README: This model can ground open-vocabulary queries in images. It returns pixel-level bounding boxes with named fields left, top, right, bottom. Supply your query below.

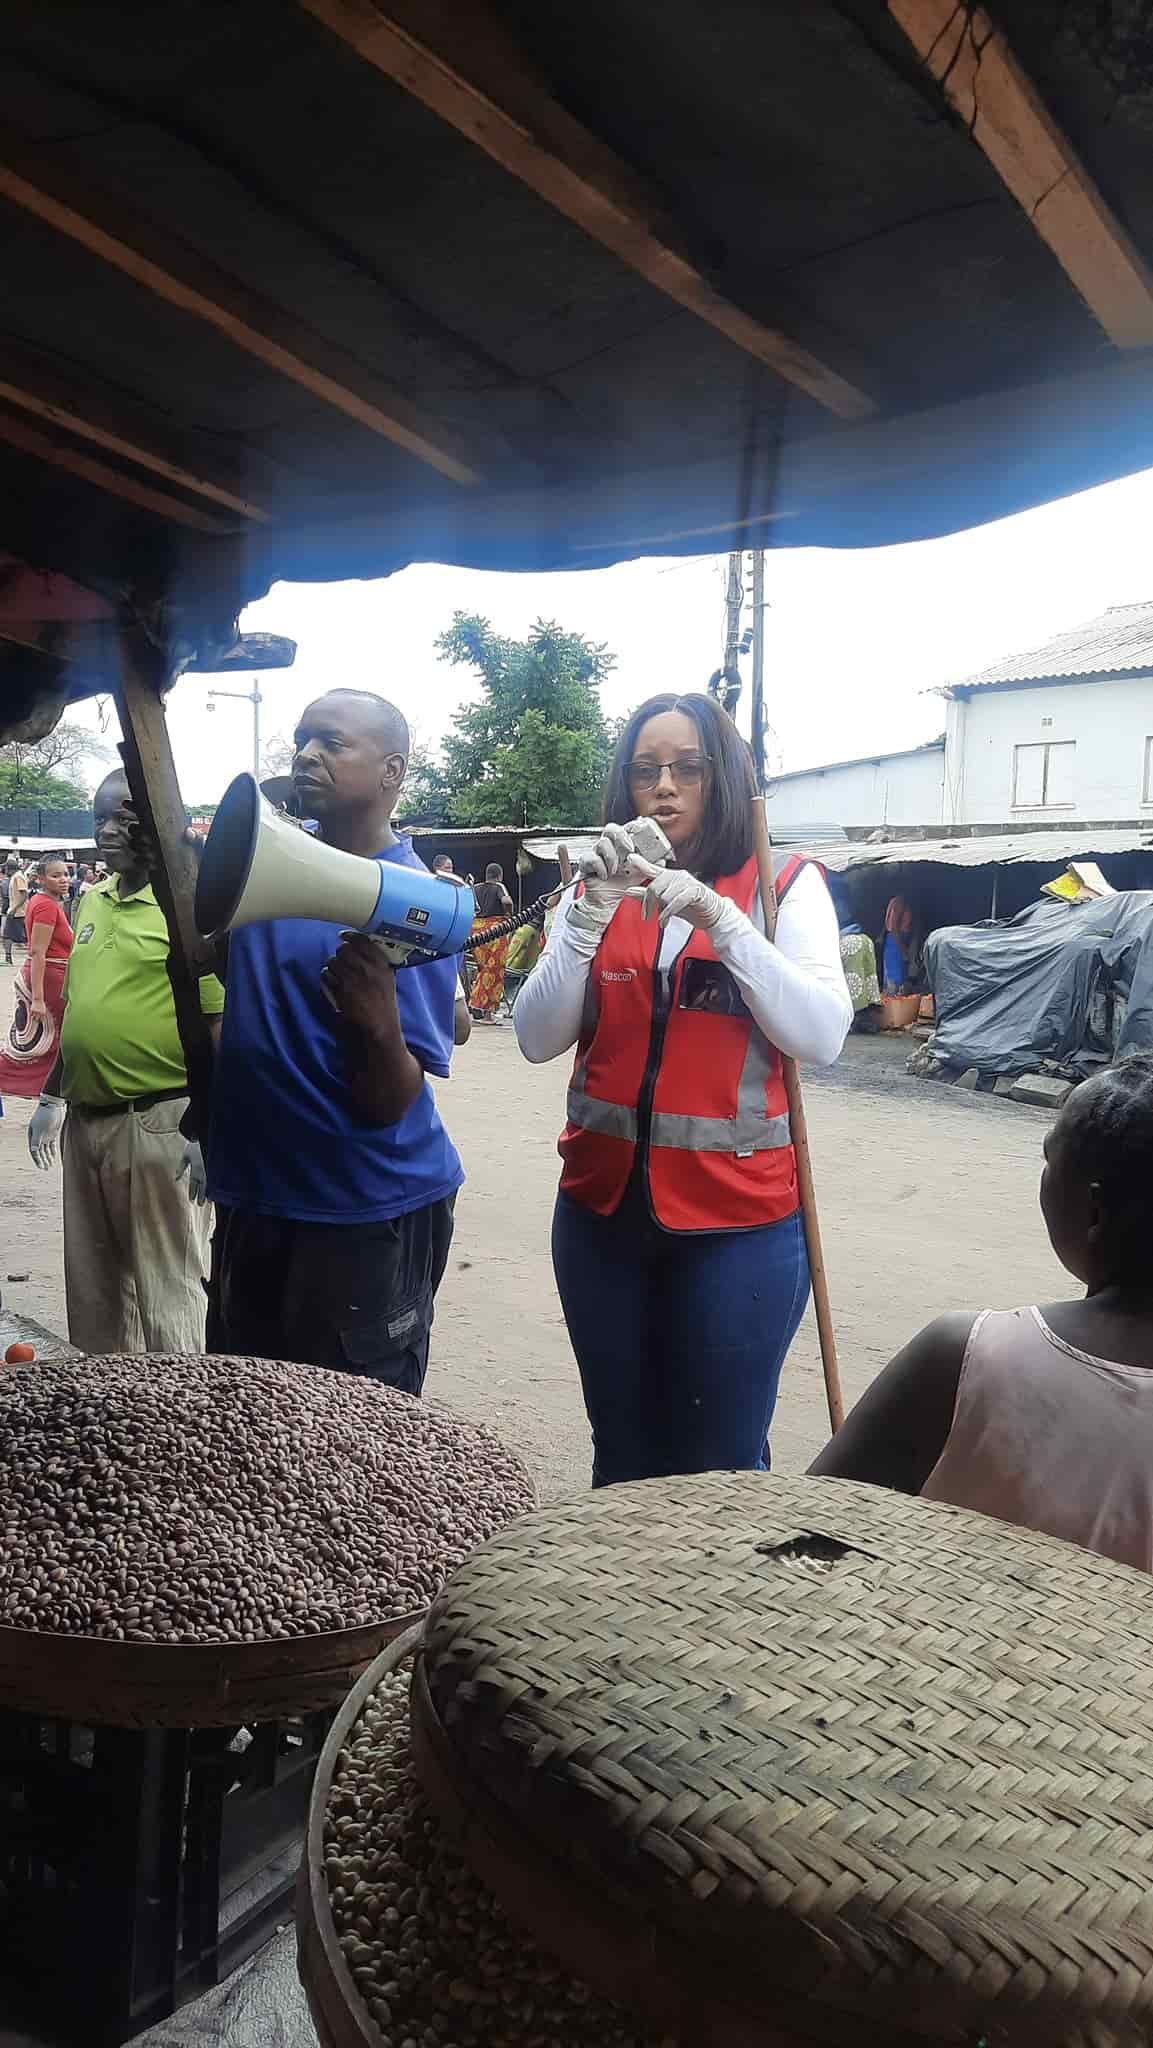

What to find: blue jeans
left=552, top=1185, right=810, bottom=1486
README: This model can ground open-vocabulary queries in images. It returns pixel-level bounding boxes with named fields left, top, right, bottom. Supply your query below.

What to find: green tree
left=0, top=720, right=106, bottom=810
left=396, top=738, right=452, bottom=824
left=0, top=760, right=92, bottom=809
left=437, top=614, right=614, bottom=826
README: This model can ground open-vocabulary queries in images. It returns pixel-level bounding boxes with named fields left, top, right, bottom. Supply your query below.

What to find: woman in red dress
left=0, top=854, right=75, bottom=1098
left=469, top=862, right=515, bottom=1021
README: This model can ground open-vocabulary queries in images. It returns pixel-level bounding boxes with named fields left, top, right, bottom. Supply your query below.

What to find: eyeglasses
left=627, top=754, right=709, bottom=790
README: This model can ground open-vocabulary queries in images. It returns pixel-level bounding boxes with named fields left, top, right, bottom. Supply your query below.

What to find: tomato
left=4, top=1342, right=35, bottom=1364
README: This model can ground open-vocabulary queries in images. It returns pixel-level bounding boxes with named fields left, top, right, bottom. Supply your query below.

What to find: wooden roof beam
left=298, top=0, right=876, bottom=422
left=0, top=339, right=271, bottom=523
left=0, top=144, right=479, bottom=485
left=0, top=406, right=242, bottom=532
left=889, top=0, right=1153, bottom=349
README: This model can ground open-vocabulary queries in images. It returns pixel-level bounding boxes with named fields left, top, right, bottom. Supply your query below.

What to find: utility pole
left=750, top=548, right=766, bottom=792
left=206, top=678, right=262, bottom=778
left=723, top=551, right=743, bottom=709
left=708, top=551, right=745, bottom=718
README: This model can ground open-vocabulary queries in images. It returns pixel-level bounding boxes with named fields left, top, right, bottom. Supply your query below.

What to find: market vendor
left=26, top=770, right=225, bottom=1353
left=203, top=689, right=462, bottom=1391
left=514, top=690, right=852, bottom=1485
left=811, top=1054, right=1153, bottom=1572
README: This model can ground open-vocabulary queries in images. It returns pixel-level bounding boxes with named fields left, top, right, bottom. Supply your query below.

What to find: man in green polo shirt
left=27, top=768, right=225, bottom=1353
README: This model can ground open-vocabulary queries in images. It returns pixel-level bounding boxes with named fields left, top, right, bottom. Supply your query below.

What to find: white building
left=768, top=602, right=1153, bottom=835
left=767, top=741, right=944, bottom=833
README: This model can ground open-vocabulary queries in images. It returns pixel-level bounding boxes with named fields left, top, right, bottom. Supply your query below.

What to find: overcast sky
left=75, top=463, right=1153, bottom=805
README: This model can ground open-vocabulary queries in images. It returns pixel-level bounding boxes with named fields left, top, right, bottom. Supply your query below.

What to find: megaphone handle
left=320, top=931, right=416, bottom=1009
left=364, top=934, right=414, bottom=968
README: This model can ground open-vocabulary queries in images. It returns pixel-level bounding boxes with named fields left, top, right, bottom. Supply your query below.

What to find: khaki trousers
left=62, top=1096, right=211, bottom=1354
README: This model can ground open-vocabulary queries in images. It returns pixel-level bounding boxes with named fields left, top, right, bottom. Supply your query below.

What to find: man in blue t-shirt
left=204, top=689, right=463, bottom=1392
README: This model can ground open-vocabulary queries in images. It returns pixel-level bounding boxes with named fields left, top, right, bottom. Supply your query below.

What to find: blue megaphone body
left=195, top=773, right=476, bottom=962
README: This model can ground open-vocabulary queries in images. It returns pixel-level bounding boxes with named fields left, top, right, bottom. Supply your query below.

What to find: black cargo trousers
left=205, top=1196, right=456, bottom=1393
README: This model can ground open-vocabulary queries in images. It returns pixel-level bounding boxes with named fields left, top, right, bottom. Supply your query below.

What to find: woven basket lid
left=412, top=1471, right=1153, bottom=2048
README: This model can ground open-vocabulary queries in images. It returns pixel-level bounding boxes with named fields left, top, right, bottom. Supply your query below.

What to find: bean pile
left=324, top=1662, right=662, bottom=2048
left=0, top=1355, right=535, bottom=1643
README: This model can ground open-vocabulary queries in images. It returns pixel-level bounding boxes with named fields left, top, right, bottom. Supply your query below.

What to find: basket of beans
left=302, top=1473, right=1153, bottom=2048
left=300, top=1630, right=663, bottom=2048
left=0, top=1353, right=534, bottom=1726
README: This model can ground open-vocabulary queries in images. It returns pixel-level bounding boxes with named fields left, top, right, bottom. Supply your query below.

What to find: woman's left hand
left=631, top=862, right=731, bottom=932
left=28, top=997, right=49, bottom=1022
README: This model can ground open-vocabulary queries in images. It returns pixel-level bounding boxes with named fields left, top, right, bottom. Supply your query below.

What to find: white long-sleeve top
left=514, top=863, right=852, bottom=1068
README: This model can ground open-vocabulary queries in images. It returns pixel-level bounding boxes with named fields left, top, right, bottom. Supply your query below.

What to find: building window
left=1144, top=736, right=1153, bottom=804
left=1013, top=740, right=1074, bottom=808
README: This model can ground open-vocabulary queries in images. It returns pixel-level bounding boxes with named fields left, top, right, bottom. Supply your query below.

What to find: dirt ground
left=0, top=954, right=1067, bottom=1498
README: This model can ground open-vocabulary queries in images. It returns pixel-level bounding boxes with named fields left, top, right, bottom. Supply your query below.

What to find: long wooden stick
left=113, top=617, right=215, bottom=1141
left=751, top=795, right=844, bottom=1431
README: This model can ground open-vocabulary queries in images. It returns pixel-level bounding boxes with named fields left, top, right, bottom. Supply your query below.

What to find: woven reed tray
left=299, top=1627, right=667, bottom=2048
left=404, top=1471, right=1153, bottom=2048
left=298, top=1626, right=422, bottom=2048
left=0, top=1606, right=423, bottom=1728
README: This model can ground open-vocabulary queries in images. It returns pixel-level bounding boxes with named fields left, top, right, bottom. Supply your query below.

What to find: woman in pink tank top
left=811, top=1054, right=1153, bottom=1573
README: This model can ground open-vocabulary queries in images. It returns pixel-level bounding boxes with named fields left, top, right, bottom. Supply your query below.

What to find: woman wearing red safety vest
left=515, top=692, right=852, bottom=1486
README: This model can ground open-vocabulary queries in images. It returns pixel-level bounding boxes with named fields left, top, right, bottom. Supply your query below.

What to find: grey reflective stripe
left=566, top=1090, right=638, bottom=1140
left=737, top=1024, right=774, bottom=1130
left=648, top=1025, right=790, bottom=1154
left=649, top=1108, right=791, bottom=1153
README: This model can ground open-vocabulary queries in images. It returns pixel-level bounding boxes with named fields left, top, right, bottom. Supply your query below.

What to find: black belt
left=71, top=1088, right=187, bottom=1119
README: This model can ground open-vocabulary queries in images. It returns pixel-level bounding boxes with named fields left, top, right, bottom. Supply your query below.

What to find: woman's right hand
left=28, top=997, right=49, bottom=1022
left=567, top=825, right=643, bottom=955
left=581, top=821, right=640, bottom=884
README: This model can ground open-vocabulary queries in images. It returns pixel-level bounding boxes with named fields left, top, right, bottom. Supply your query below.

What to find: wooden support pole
left=750, top=548, right=766, bottom=793
left=751, top=795, right=844, bottom=1433
left=112, top=617, right=214, bottom=1140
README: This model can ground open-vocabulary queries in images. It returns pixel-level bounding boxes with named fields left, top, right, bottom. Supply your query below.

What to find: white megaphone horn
left=195, top=774, right=476, bottom=962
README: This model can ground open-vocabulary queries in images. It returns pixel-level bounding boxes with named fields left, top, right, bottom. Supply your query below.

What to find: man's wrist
left=342, top=1008, right=400, bottom=1052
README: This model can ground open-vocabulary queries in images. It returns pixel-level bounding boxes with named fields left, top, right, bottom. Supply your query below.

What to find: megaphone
left=195, top=773, right=476, bottom=962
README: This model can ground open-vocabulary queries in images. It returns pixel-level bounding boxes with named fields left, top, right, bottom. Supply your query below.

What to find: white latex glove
left=176, top=1139, right=210, bottom=1205
left=28, top=1097, right=65, bottom=1170
left=580, top=821, right=644, bottom=883
left=631, top=861, right=749, bottom=944
left=566, top=824, right=644, bottom=956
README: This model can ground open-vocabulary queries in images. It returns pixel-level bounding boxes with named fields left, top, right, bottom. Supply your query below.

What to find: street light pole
left=206, top=679, right=262, bottom=777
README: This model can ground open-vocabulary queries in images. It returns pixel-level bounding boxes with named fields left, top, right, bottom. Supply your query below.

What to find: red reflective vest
left=558, top=854, right=806, bottom=1232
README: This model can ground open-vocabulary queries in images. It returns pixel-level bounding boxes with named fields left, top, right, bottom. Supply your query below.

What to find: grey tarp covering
left=923, top=894, right=1153, bottom=1079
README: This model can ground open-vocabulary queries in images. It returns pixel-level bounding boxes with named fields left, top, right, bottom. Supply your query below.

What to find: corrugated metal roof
left=406, top=824, right=534, bottom=839
left=0, top=833, right=96, bottom=853
left=946, top=602, right=1153, bottom=693
left=770, top=741, right=943, bottom=784
left=815, top=828, right=1153, bottom=873
left=523, top=822, right=850, bottom=863
left=407, top=824, right=597, bottom=847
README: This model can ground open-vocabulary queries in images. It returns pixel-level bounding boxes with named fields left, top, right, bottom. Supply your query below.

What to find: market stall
left=4, top=4, right=1153, bottom=2041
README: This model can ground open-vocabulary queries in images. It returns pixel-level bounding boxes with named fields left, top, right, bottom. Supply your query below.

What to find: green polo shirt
left=61, top=878, right=225, bottom=1107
